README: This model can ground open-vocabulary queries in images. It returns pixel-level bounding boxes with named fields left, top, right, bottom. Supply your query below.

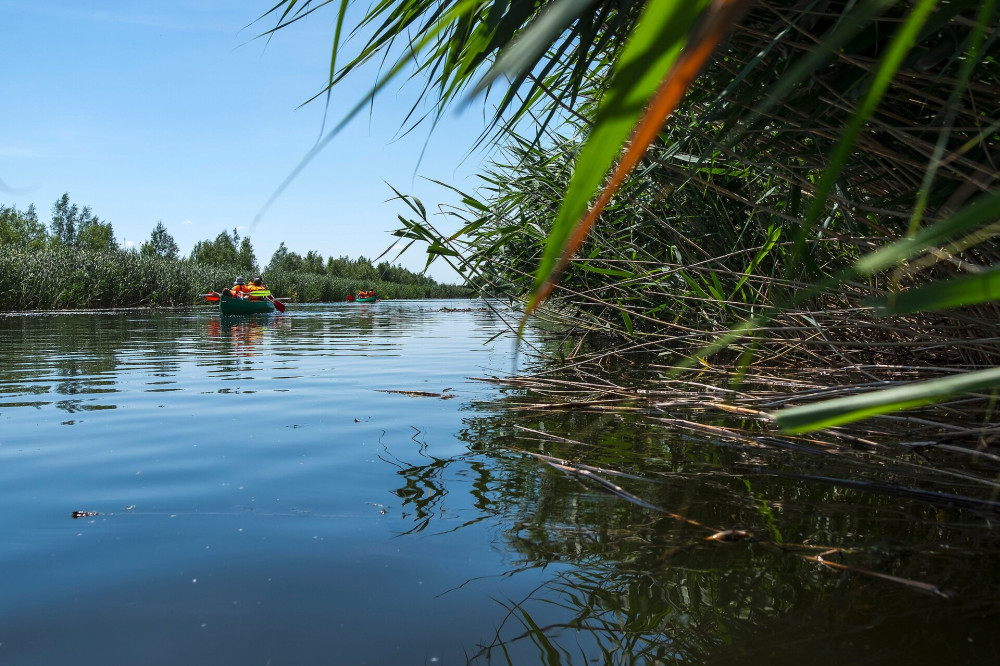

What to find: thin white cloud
left=2, top=3, right=237, bottom=33
left=0, top=176, right=37, bottom=195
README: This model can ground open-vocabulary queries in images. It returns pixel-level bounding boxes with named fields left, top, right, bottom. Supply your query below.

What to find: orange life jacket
left=247, top=283, right=266, bottom=300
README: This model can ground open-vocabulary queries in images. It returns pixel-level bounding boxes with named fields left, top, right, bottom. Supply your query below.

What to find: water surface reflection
left=0, top=302, right=996, bottom=665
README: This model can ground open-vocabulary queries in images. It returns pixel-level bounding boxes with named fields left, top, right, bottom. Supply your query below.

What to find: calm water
left=1, top=301, right=998, bottom=665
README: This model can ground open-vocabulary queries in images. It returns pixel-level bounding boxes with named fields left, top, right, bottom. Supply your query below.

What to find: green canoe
left=355, top=295, right=377, bottom=303
left=219, top=292, right=276, bottom=315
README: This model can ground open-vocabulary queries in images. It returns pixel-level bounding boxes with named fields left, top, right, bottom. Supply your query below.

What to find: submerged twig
left=805, top=550, right=956, bottom=599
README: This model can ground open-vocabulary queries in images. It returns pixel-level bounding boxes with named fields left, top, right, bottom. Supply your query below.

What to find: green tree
left=267, top=241, right=304, bottom=272
left=191, top=228, right=256, bottom=272
left=325, top=255, right=352, bottom=278
left=49, top=193, right=77, bottom=247
left=303, top=250, right=325, bottom=274
left=76, top=217, right=117, bottom=252
left=48, top=194, right=117, bottom=251
left=140, top=221, right=180, bottom=260
left=0, top=203, right=47, bottom=248
left=353, top=257, right=378, bottom=281
left=237, top=235, right=256, bottom=273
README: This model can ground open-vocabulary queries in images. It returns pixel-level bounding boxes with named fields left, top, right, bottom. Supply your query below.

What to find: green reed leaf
left=869, top=265, right=1000, bottom=315
left=775, top=366, right=1000, bottom=433
left=529, top=0, right=709, bottom=299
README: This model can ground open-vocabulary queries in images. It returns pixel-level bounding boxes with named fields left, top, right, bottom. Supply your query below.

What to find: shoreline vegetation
left=4, top=4, right=998, bottom=514
left=0, top=200, right=470, bottom=311
left=251, top=0, right=1000, bottom=537
left=321, top=1, right=1000, bottom=438
left=0, top=244, right=470, bottom=311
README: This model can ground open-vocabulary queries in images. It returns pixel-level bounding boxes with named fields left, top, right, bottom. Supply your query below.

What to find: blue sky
left=1, top=1, right=495, bottom=283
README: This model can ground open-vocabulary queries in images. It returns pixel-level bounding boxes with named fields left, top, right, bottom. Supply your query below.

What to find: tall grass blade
left=869, top=266, right=1000, bottom=315
left=473, top=0, right=595, bottom=96
left=520, top=0, right=716, bottom=324
left=775, top=366, right=1000, bottom=433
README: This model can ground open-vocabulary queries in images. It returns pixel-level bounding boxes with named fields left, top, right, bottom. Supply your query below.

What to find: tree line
left=1, top=193, right=455, bottom=290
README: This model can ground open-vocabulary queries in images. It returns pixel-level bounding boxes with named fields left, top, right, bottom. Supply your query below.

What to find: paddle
left=250, top=288, right=286, bottom=312
left=268, top=295, right=286, bottom=312
left=242, top=286, right=285, bottom=311
left=201, top=292, right=220, bottom=302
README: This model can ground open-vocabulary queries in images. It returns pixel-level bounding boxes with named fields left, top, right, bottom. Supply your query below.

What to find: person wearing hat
left=222, top=277, right=252, bottom=299
left=247, top=276, right=268, bottom=301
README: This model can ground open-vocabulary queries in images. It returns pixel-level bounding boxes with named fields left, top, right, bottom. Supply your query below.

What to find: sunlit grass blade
left=869, top=266, right=1000, bottom=315
left=473, top=0, right=594, bottom=96
left=774, top=366, right=1000, bottom=433
left=527, top=0, right=707, bottom=322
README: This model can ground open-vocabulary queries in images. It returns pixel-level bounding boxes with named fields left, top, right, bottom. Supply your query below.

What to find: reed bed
left=0, top=245, right=214, bottom=310
left=250, top=3, right=1000, bottom=647
left=361, top=0, right=999, bottom=430
left=0, top=244, right=470, bottom=311
left=473, top=323, right=1000, bottom=513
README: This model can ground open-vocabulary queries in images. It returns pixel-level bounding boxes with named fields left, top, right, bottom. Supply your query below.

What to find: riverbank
left=479, top=323, right=1000, bottom=535
left=0, top=244, right=471, bottom=311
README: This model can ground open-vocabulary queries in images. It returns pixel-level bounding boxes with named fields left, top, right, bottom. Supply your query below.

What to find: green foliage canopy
left=48, top=193, right=117, bottom=251
left=190, top=228, right=257, bottom=272
left=0, top=203, right=47, bottom=249
left=140, top=221, right=180, bottom=260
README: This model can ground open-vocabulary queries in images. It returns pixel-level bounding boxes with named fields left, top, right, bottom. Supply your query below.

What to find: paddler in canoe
left=213, top=276, right=286, bottom=313
left=222, top=276, right=252, bottom=299
left=222, top=276, right=271, bottom=300
left=248, top=276, right=268, bottom=299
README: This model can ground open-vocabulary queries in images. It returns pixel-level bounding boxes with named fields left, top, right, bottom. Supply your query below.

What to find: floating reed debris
left=476, top=336, right=1000, bottom=544
left=804, top=550, right=956, bottom=600
left=376, top=389, right=455, bottom=399
left=475, top=354, right=1000, bottom=459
